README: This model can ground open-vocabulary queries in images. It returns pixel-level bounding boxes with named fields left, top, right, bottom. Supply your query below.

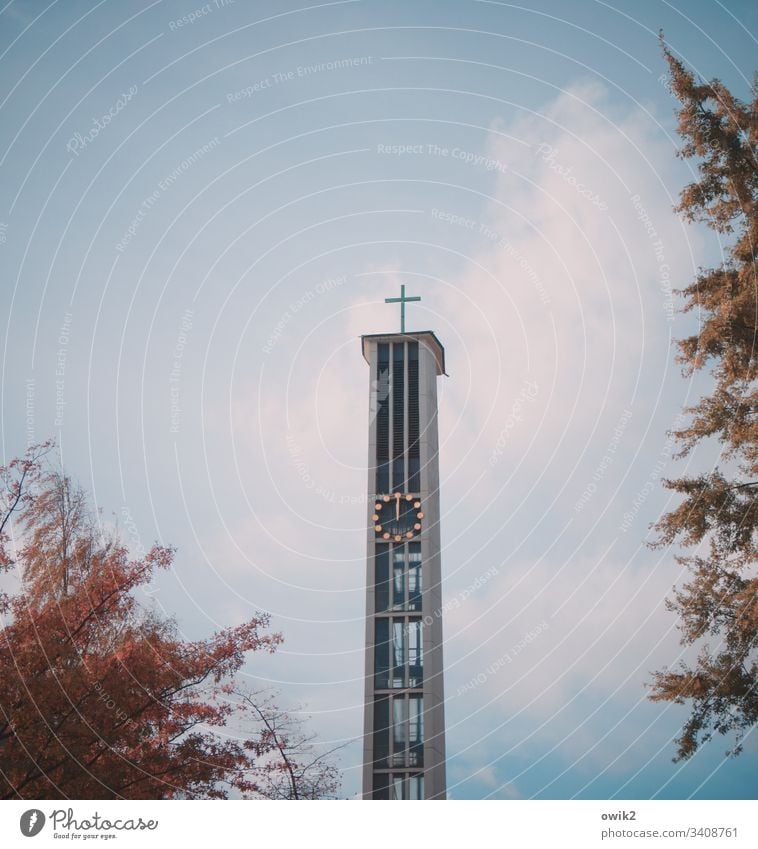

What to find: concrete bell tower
left=361, top=286, right=447, bottom=800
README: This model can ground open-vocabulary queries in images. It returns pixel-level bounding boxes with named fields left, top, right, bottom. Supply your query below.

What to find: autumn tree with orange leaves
left=0, top=446, right=340, bottom=799
left=648, top=42, right=758, bottom=761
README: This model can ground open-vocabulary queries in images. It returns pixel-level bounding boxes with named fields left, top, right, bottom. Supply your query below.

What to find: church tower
left=361, top=287, right=447, bottom=800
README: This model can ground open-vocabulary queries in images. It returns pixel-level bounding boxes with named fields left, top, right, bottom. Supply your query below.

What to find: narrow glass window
left=408, top=542, right=422, bottom=611
left=408, top=619, right=423, bottom=688
left=375, top=544, right=390, bottom=612
left=392, top=697, right=408, bottom=766
left=373, top=695, right=389, bottom=769
left=392, top=620, right=405, bottom=688
left=373, top=772, right=389, bottom=800
left=392, top=546, right=405, bottom=610
left=409, top=774, right=424, bottom=800
left=409, top=694, right=424, bottom=766
left=391, top=775, right=405, bottom=800
left=374, top=618, right=389, bottom=689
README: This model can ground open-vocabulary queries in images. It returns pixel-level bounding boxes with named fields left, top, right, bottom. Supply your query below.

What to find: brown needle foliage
left=648, top=39, right=758, bottom=761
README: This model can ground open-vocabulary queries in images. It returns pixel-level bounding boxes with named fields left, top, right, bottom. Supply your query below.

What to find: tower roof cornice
left=360, top=331, right=447, bottom=376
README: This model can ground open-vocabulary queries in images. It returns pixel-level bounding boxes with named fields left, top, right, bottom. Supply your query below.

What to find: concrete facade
left=361, top=331, right=447, bottom=800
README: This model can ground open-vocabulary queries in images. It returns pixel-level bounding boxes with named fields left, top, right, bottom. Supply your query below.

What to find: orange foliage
left=0, top=447, right=290, bottom=799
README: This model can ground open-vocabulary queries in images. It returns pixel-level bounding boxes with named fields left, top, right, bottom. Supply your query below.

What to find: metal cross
left=384, top=284, right=421, bottom=333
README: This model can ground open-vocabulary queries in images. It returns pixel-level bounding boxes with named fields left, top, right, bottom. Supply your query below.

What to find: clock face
left=373, top=493, right=424, bottom=541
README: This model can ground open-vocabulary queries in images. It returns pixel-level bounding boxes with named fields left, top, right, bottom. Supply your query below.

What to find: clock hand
left=395, top=493, right=401, bottom=521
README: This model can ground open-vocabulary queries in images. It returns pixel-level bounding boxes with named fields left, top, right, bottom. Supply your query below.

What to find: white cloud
left=199, top=80, right=712, bottom=796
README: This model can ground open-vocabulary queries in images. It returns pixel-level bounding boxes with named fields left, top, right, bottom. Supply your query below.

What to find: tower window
left=376, top=772, right=423, bottom=800
left=373, top=696, right=390, bottom=770
left=375, top=544, right=390, bottom=613
left=408, top=341, right=420, bottom=492
left=408, top=542, right=422, bottom=611
left=376, top=344, right=390, bottom=493
left=392, top=621, right=405, bottom=688
left=385, top=693, right=425, bottom=768
left=408, top=620, right=423, bottom=688
left=373, top=772, right=390, bottom=800
left=374, top=618, right=390, bottom=689
left=392, top=343, right=405, bottom=491
left=373, top=615, right=423, bottom=690
left=392, top=547, right=405, bottom=610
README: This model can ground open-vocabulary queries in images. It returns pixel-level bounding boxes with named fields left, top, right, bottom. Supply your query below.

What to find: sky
left=0, top=0, right=756, bottom=800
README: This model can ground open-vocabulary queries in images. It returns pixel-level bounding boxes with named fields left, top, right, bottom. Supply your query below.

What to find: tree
left=0, top=440, right=53, bottom=567
left=648, top=41, right=758, bottom=760
left=20, top=468, right=91, bottom=601
left=239, top=690, right=342, bottom=800
left=0, top=446, right=341, bottom=798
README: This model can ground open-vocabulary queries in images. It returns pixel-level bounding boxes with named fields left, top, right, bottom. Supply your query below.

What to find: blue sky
left=1, top=0, right=756, bottom=799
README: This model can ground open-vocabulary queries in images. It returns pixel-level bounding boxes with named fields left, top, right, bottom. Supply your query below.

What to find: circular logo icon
left=20, top=810, right=46, bottom=837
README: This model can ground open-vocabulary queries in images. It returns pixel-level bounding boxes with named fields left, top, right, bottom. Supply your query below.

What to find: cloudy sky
left=1, top=0, right=756, bottom=799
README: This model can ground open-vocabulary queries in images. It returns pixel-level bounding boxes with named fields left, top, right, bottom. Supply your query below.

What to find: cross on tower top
left=384, top=284, right=421, bottom=333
